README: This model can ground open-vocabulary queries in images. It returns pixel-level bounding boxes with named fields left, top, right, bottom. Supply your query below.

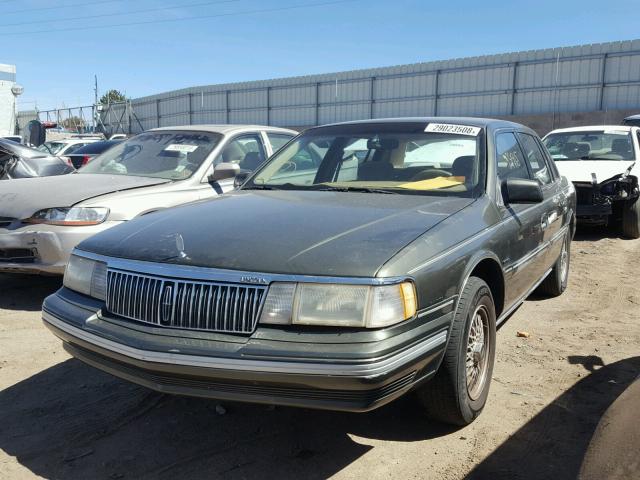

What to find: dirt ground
left=0, top=228, right=639, bottom=480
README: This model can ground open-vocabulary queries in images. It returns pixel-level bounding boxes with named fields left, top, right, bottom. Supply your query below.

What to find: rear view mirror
left=209, top=162, right=240, bottom=182
left=234, top=170, right=251, bottom=188
left=503, top=178, right=543, bottom=204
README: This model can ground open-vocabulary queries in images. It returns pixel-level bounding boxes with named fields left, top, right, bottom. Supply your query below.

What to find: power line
left=4, top=0, right=125, bottom=16
left=1, top=0, right=241, bottom=27
left=0, top=0, right=361, bottom=36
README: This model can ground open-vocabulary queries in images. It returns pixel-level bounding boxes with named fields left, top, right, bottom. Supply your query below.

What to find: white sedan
left=0, top=124, right=296, bottom=274
left=543, top=125, right=639, bottom=238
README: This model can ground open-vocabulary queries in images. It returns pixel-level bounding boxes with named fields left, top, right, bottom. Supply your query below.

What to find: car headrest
left=563, top=142, right=590, bottom=158
left=611, top=138, right=631, bottom=156
left=452, top=155, right=475, bottom=178
left=357, top=161, right=394, bottom=181
left=239, top=151, right=265, bottom=171
left=222, top=142, right=245, bottom=163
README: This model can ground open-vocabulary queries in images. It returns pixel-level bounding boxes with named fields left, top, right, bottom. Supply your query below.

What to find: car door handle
left=541, top=213, right=549, bottom=230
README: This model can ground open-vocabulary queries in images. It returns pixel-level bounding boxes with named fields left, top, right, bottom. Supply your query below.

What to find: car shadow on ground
left=0, top=273, right=61, bottom=311
left=467, top=355, right=640, bottom=480
left=0, top=359, right=458, bottom=480
left=572, top=225, right=628, bottom=242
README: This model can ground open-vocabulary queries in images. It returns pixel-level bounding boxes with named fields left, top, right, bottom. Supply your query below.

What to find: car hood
left=78, top=190, right=474, bottom=277
left=0, top=174, right=169, bottom=219
left=555, top=160, right=637, bottom=183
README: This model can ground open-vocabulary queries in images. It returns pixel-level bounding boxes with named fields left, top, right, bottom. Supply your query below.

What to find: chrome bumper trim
left=43, top=311, right=447, bottom=377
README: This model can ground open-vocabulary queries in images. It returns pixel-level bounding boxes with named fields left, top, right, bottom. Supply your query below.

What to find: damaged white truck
left=543, top=126, right=639, bottom=238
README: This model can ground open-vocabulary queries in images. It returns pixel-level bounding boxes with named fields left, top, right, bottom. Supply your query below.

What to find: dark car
left=0, top=138, right=74, bottom=179
left=42, top=118, right=576, bottom=426
left=63, top=140, right=123, bottom=169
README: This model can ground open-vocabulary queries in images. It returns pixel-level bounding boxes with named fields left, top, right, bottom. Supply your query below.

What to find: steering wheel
left=280, top=161, right=297, bottom=173
left=410, top=169, right=452, bottom=181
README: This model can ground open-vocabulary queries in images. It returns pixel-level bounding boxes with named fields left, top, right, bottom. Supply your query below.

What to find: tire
left=416, top=277, right=496, bottom=426
left=621, top=198, right=640, bottom=239
left=537, top=230, right=571, bottom=297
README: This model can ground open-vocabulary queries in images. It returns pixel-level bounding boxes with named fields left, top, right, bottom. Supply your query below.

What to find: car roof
left=624, top=114, right=640, bottom=120
left=321, top=116, right=526, bottom=129
left=49, top=138, right=100, bottom=144
left=149, top=124, right=297, bottom=135
left=546, top=125, right=635, bottom=134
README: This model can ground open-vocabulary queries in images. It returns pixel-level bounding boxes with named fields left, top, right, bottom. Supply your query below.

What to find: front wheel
left=416, top=277, right=496, bottom=426
left=621, top=198, right=640, bottom=239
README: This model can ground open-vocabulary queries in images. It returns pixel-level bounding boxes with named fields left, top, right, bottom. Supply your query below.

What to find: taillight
left=63, top=156, right=72, bottom=166
left=81, top=155, right=91, bottom=166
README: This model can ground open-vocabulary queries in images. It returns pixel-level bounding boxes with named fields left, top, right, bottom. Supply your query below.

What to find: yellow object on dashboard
left=399, top=176, right=465, bottom=190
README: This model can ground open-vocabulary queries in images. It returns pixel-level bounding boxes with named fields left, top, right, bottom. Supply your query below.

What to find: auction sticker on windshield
left=165, top=144, right=199, bottom=153
left=425, top=123, right=481, bottom=136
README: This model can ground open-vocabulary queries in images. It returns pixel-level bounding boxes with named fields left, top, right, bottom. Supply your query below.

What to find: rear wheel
left=416, top=277, right=496, bottom=426
left=621, top=198, right=640, bottom=239
left=537, top=230, right=571, bottom=297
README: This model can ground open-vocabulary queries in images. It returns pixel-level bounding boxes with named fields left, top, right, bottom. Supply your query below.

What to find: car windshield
left=78, top=131, right=222, bottom=179
left=246, top=123, right=483, bottom=196
left=37, top=141, right=66, bottom=155
left=543, top=130, right=635, bottom=161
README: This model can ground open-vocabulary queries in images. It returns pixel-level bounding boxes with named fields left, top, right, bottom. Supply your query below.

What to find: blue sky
left=4, top=0, right=639, bottom=111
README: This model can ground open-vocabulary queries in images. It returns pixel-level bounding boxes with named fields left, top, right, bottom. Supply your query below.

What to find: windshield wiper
left=310, top=184, right=400, bottom=194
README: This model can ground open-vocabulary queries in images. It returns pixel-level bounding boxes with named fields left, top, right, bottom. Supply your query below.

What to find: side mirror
left=502, top=178, right=543, bottom=204
left=234, top=170, right=251, bottom=188
left=208, top=162, right=240, bottom=182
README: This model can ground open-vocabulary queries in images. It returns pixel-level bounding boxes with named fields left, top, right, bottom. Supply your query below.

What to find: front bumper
left=0, top=222, right=121, bottom=275
left=43, top=289, right=450, bottom=412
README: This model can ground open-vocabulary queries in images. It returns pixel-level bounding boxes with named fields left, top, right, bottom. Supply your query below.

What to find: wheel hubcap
left=466, top=305, right=490, bottom=400
left=559, top=237, right=569, bottom=282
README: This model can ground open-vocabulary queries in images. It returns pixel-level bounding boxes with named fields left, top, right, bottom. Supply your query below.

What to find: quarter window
left=496, top=133, right=530, bottom=181
left=517, top=133, right=552, bottom=185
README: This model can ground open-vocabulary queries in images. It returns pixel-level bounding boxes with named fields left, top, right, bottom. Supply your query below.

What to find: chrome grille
left=105, top=269, right=267, bottom=334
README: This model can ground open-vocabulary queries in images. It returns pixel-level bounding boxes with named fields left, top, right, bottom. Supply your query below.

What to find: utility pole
left=93, top=75, right=98, bottom=131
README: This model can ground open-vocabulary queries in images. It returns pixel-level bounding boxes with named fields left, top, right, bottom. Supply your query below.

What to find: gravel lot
left=1, top=229, right=639, bottom=480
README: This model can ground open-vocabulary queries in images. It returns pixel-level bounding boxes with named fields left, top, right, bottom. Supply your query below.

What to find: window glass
left=64, top=143, right=88, bottom=154
left=517, top=133, right=552, bottom=185
left=496, top=133, right=530, bottom=180
left=216, top=134, right=266, bottom=172
left=248, top=124, right=484, bottom=197
left=267, top=133, right=295, bottom=152
left=78, top=131, right=222, bottom=180
left=37, top=141, right=66, bottom=155
left=543, top=130, right=635, bottom=161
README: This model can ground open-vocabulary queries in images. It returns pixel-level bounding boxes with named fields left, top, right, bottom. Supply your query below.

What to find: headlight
left=63, top=254, right=107, bottom=300
left=260, top=281, right=416, bottom=328
left=24, top=207, right=109, bottom=226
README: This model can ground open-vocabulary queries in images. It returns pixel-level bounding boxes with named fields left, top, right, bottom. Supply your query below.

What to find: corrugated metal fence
left=20, top=40, right=640, bottom=134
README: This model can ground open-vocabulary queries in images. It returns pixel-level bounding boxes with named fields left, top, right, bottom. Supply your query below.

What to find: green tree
left=62, top=116, right=85, bottom=130
left=99, top=89, right=127, bottom=105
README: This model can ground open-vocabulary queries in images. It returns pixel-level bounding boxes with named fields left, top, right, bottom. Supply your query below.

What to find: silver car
left=0, top=124, right=296, bottom=274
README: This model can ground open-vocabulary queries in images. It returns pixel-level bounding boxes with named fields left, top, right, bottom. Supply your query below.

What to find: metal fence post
left=599, top=54, right=608, bottom=111
left=370, top=77, right=376, bottom=119
left=511, top=62, right=519, bottom=115
left=433, top=70, right=440, bottom=116
left=266, top=87, right=271, bottom=125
